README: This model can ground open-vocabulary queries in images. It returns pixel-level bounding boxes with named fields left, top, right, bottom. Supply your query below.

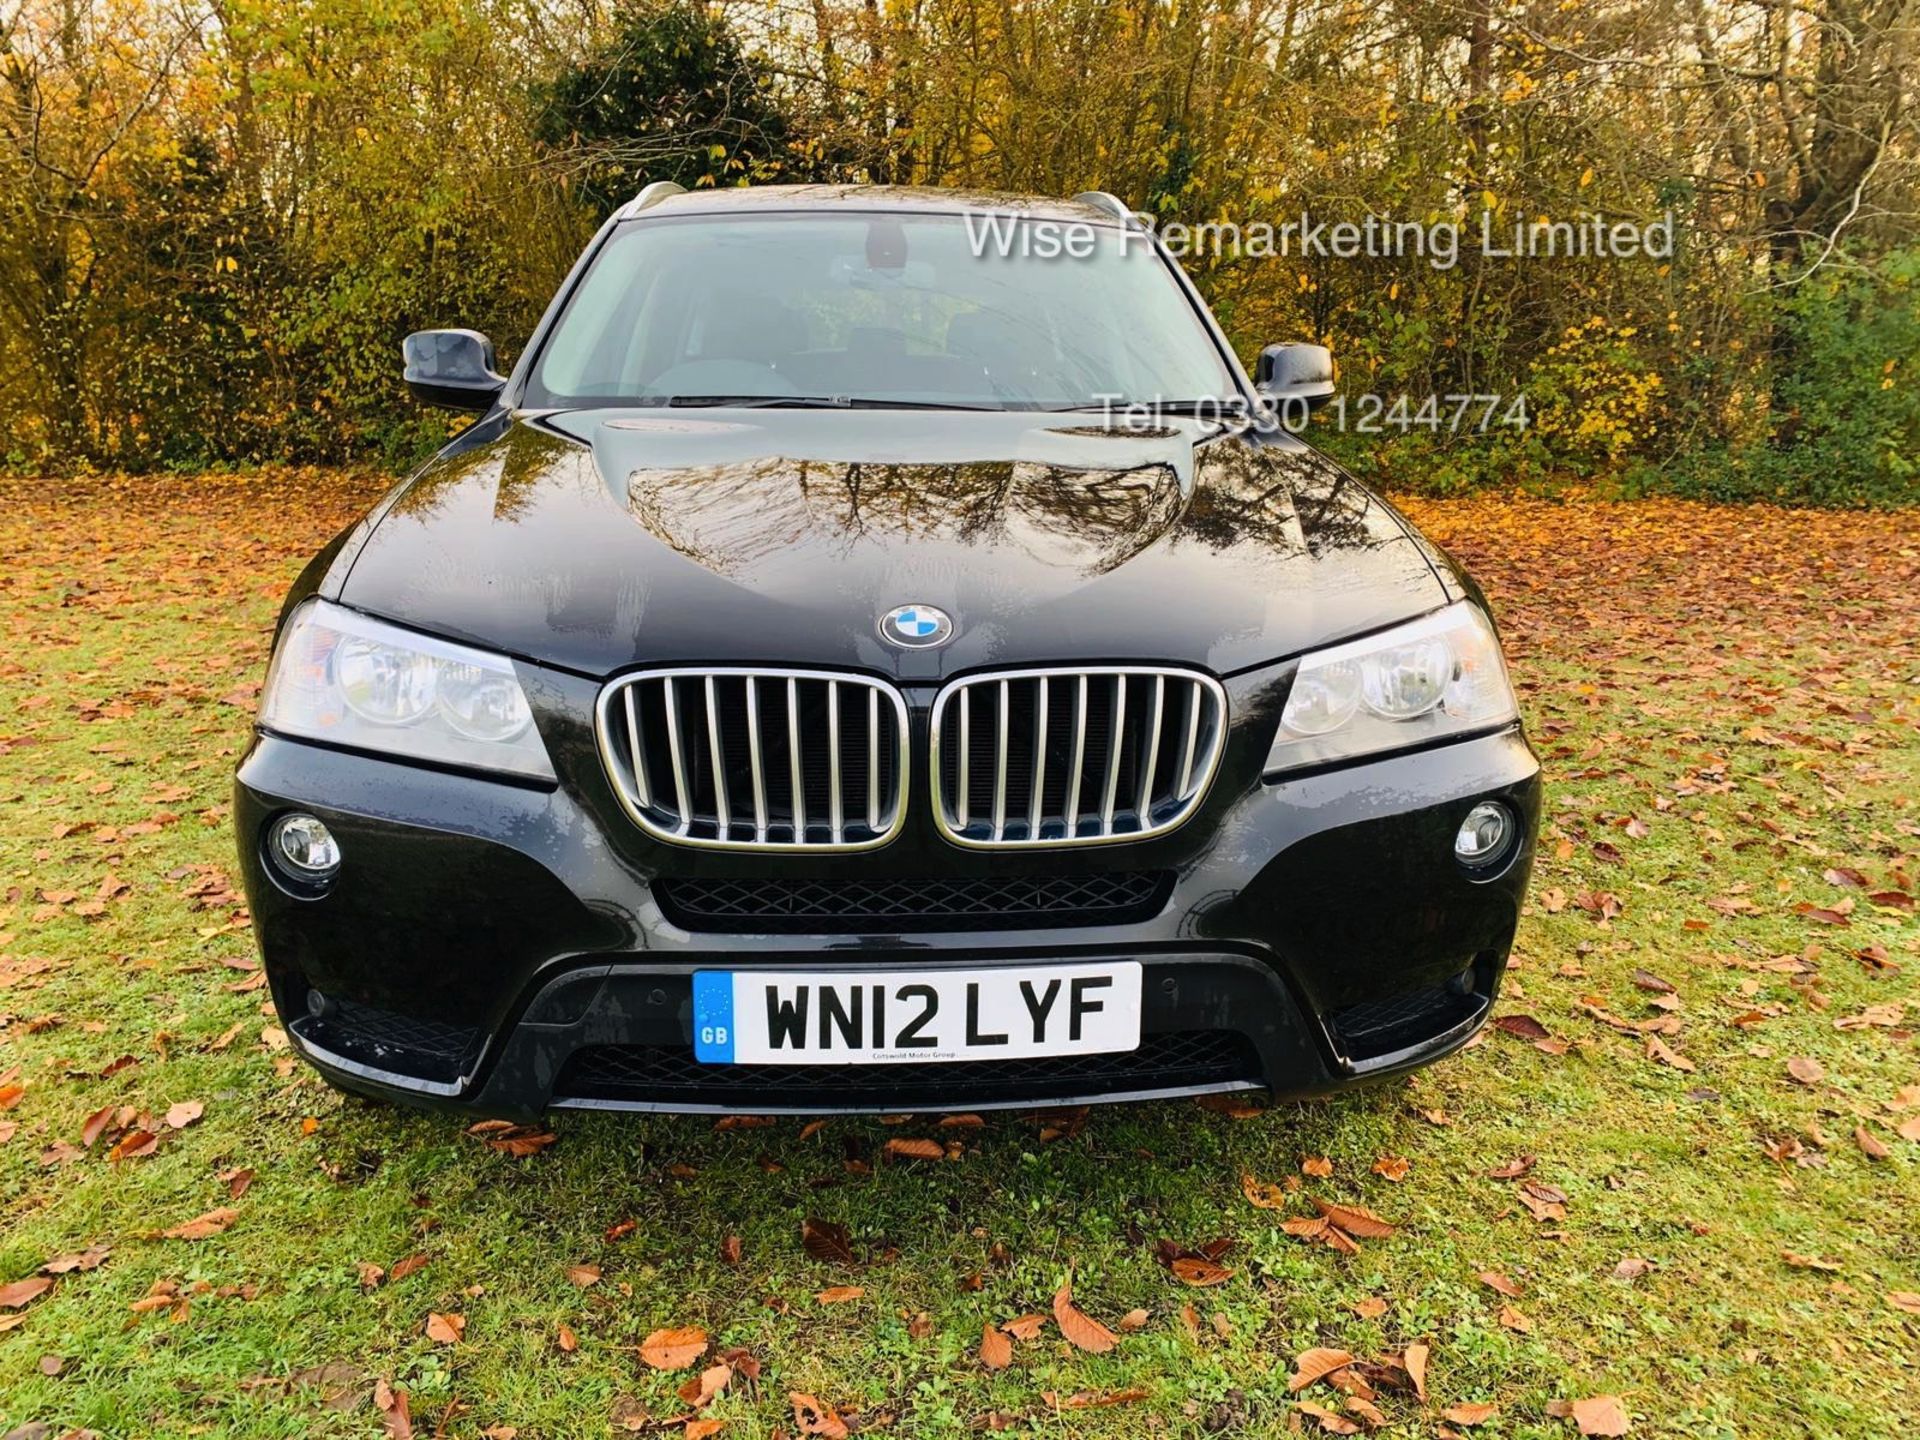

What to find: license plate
left=691, top=963, right=1142, bottom=1064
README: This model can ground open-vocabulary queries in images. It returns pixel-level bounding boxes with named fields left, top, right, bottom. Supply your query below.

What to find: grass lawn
left=1, top=472, right=1917, bottom=1439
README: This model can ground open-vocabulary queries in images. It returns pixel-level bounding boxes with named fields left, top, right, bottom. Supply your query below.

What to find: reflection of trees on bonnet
left=1181, top=440, right=1390, bottom=558
left=385, top=420, right=1398, bottom=571
left=626, top=455, right=1189, bottom=577
left=388, top=426, right=591, bottom=525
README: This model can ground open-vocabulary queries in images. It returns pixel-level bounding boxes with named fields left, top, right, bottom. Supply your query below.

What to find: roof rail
left=1071, top=190, right=1137, bottom=225
left=619, top=180, right=687, bottom=219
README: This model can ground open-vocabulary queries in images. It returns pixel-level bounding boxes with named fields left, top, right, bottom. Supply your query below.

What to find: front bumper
left=235, top=702, right=1540, bottom=1116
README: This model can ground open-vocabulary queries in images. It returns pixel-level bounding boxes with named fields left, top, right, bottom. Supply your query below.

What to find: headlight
left=259, top=600, right=555, bottom=780
left=1267, top=602, right=1517, bottom=773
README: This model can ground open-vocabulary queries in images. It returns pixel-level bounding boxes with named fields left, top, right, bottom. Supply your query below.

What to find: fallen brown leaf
left=80, top=1104, right=114, bottom=1148
left=1494, top=1013, right=1552, bottom=1040
left=1289, top=1347, right=1355, bottom=1392
left=1479, top=1270, right=1522, bottom=1297
left=1444, top=1402, right=1499, bottom=1426
left=0, top=1277, right=54, bottom=1309
left=979, top=1321, right=1012, bottom=1370
left=1241, top=1173, right=1290, bottom=1208
left=1854, top=1127, right=1891, bottom=1159
left=1402, top=1341, right=1429, bottom=1401
left=801, top=1218, right=856, bottom=1266
left=485, top=1127, right=558, bottom=1157
left=1786, top=1056, right=1825, bottom=1085
left=425, top=1312, right=464, bottom=1344
left=375, top=1378, right=412, bottom=1439
left=1313, top=1199, right=1397, bottom=1239
left=1781, top=1250, right=1842, bottom=1272
left=640, top=1326, right=709, bottom=1371
left=40, top=1245, right=109, bottom=1275
left=1296, top=1399, right=1360, bottom=1434
left=1001, top=1313, right=1047, bottom=1340
left=107, top=1128, right=158, bottom=1163
left=1571, top=1394, right=1631, bottom=1436
left=162, top=1206, right=236, bottom=1240
left=164, top=1100, right=204, bottom=1129
left=883, top=1137, right=945, bottom=1161
left=1051, top=1277, right=1117, bottom=1353
left=1344, top=1393, right=1387, bottom=1427
left=789, top=1392, right=849, bottom=1439
left=1170, top=1256, right=1233, bottom=1287
left=678, top=1362, right=732, bottom=1408
left=1645, top=1035, right=1695, bottom=1072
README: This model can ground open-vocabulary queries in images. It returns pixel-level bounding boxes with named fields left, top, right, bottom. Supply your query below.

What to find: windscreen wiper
left=1045, top=398, right=1256, bottom=419
left=655, top=394, right=1002, bottom=411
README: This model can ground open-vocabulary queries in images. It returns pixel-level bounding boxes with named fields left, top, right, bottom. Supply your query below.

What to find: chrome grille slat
left=704, top=675, right=729, bottom=839
left=746, top=676, right=768, bottom=841
left=1100, top=674, right=1127, bottom=836
left=867, top=688, right=880, bottom=833
left=661, top=675, right=691, bottom=836
left=786, top=677, right=805, bottom=840
left=598, top=668, right=907, bottom=852
left=1028, top=678, right=1048, bottom=840
left=1064, top=674, right=1087, bottom=835
left=956, top=688, right=971, bottom=829
left=1178, top=680, right=1202, bottom=800
left=992, top=678, right=1009, bottom=841
left=931, top=666, right=1227, bottom=850
left=827, top=679, right=844, bottom=846
left=623, top=687, right=650, bottom=810
left=1135, top=674, right=1165, bottom=821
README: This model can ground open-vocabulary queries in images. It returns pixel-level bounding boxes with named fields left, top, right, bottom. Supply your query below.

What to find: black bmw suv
left=235, top=184, right=1540, bottom=1116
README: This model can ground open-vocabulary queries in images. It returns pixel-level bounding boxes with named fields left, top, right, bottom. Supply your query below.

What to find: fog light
left=1454, top=802, right=1513, bottom=867
left=271, top=813, right=340, bottom=876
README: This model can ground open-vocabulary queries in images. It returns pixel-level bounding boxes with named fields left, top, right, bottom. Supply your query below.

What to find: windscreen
left=522, top=211, right=1238, bottom=410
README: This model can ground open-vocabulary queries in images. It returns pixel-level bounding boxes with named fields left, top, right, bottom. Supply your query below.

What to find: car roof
left=631, top=184, right=1127, bottom=226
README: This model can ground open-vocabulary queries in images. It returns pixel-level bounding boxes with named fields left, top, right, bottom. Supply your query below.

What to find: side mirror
left=403, top=329, right=507, bottom=411
left=1253, top=342, right=1335, bottom=412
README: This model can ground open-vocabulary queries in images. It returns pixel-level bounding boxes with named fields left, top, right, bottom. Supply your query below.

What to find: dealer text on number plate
left=691, top=962, right=1143, bottom=1065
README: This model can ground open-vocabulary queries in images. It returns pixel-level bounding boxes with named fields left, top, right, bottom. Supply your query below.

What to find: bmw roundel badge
left=880, top=603, right=955, bottom=649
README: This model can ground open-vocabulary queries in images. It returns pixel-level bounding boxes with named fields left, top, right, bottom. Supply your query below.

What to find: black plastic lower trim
left=553, top=1028, right=1260, bottom=1109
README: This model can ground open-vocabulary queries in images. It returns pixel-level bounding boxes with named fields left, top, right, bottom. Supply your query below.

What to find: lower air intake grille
left=1327, top=977, right=1487, bottom=1063
left=291, top=997, right=482, bottom=1085
left=553, top=1029, right=1262, bottom=1109
left=654, top=871, right=1173, bottom=933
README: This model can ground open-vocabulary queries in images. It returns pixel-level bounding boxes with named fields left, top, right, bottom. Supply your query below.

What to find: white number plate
left=691, top=963, right=1143, bottom=1065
